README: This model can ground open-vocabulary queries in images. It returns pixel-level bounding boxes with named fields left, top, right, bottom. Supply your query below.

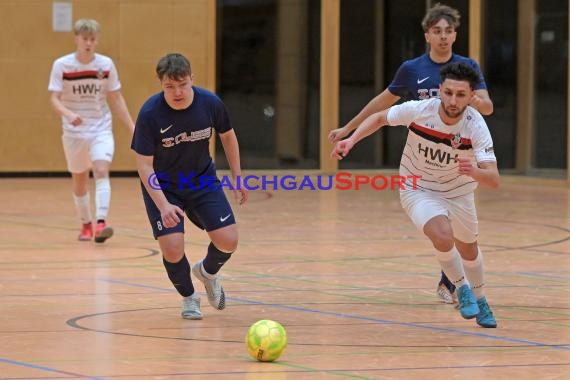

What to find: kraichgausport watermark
left=147, top=172, right=421, bottom=191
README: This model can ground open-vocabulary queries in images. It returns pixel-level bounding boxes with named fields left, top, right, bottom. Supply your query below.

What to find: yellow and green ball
left=245, top=319, right=288, bottom=362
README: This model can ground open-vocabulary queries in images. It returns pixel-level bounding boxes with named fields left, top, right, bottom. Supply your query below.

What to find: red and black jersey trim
left=63, top=70, right=110, bottom=81
left=409, top=122, right=472, bottom=150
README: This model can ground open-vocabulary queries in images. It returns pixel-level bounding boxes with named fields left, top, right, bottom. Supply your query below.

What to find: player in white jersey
left=331, top=62, right=498, bottom=328
left=48, top=19, right=135, bottom=243
left=329, top=3, right=494, bottom=304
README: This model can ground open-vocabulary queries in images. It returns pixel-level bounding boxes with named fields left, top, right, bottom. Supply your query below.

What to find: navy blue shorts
left=141, top=180, right=236, bottom=239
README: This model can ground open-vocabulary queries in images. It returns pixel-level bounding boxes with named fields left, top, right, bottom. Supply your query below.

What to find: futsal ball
left=245, top=319, right=288, bottom=362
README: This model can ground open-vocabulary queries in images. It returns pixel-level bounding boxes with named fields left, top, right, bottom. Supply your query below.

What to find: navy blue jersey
left=131, top=86, right=231, bottom=185
left=388, top=54, right=488, bottom=101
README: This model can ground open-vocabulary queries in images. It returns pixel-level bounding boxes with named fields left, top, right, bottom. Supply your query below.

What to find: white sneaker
left=436, top=283, right=458, bottom=304
left=181, top=294, right=203, bottom=320
left=192, top=260, right=226, bottom=310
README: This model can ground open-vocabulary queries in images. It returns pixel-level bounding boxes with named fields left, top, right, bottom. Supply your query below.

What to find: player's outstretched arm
left=331, top=109, right=390, bottom=160
left=471, top=89, right=494, bottom=115
left=328, top=89, right=400, bottom=142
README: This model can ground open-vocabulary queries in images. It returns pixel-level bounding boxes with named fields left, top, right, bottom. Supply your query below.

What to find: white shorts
left=62, top=133, right=114, bottom=173
left=400, top=189, right=478, bottom=243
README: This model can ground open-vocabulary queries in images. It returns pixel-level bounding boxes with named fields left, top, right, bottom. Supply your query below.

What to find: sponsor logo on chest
left=162, top=127, right=212, bottom=148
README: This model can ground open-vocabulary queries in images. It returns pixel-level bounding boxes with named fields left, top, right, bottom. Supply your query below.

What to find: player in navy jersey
left=49, top=19, right=135, bottom=243
left=331, top=62, right=499, bottom=328
left=131, top=53, right=248, bottom=319
left=329, top=3, right=493, bottom=304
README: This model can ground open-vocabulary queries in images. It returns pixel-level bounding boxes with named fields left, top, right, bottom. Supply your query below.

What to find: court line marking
left=0, top=357, right=105, bottom=380
left=78, top=278, right=570, bottom=351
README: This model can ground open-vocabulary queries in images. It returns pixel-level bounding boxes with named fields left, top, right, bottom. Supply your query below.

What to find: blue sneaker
left=456, top=284, right=479, bottom=319
left=476, top=297, right=497, bottom=328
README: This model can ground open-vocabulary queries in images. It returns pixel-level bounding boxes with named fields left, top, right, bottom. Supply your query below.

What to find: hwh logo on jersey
left=418, top=143, right=457, bottom=165
left=72, top=84, right=102, bottom=95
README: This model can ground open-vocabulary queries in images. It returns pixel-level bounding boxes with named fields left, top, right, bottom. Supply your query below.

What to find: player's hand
left=68, top=113, right=83, bottom=126
left=469, top=94, right=481, bottom=110
left=330, top=139, right=354, bottom=160
left=235, top=187, right=249, bottom=205
left=328, top=127, right=349, bottom=143
left=457, top=157, right=476, bottom=176
left=160, top=203, right=185, bottom=228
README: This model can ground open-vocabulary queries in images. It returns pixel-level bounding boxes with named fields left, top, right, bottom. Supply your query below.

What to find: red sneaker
left=94, top=222, right=114, bottom=243
left=78, top=223, right=93, bottom=241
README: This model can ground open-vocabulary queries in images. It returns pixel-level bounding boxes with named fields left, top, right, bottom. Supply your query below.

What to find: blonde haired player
left=332, top=62, right=498, bottom=328
left=48, top=19, right=135, bottom=242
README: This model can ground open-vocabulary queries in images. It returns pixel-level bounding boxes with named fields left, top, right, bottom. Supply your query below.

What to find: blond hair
left=74, top=19, right=101, bottom=35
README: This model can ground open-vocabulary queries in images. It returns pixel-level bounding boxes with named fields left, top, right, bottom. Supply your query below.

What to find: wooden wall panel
left=320, top=0, right=340, bottom=173
left=0, top=0, right=214, bottom=172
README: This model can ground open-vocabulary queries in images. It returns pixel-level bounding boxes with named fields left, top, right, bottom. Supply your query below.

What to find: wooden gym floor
left=1, top=175, right=569, bottom=379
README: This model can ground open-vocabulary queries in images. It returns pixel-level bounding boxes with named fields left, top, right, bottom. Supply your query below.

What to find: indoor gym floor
left=1, top=174, right=569, bottom=379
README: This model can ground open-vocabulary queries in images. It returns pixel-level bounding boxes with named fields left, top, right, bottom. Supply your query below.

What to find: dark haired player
left=329, top=3, right=494, bottom=304
left=332, top=62, right=499, bottom=328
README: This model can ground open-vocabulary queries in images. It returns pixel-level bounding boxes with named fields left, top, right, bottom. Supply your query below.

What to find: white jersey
left=387, top=97, right=496, bottom=198
left=48, top=53, right=121, bottom=136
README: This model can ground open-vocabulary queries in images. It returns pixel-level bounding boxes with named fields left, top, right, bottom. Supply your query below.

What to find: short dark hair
left=440, top=62, right=481, bottom=90
left=421, top=3, right=461, bottom=32
left=156, top=53, right=192, bottom=81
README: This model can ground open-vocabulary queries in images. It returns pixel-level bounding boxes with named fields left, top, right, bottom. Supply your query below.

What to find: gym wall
left=0, top=0, right=216, bottom=172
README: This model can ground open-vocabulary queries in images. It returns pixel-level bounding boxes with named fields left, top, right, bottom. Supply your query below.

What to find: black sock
left=440, top=271, right=456, bottom=292
left=163, top=255, right=194, bottom=297
left=202, top=242, right=232, bottom=275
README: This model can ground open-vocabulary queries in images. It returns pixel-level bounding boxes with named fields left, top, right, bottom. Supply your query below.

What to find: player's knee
left=430, top=231, right=454, bottom=252
left=216, top=238, right=238, bottom=253
left=211, top=224, right=239, bottom=251
left=161, top=248, right=185, bottom=263
left=92, top=167, right=109, bottom=179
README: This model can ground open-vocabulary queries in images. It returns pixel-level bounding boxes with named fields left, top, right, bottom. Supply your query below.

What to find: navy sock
left=202, top=242, right=232, bottom=275
left=163, top=255, right=194, bottom=297
left=440, top=270, right=456, bottom=292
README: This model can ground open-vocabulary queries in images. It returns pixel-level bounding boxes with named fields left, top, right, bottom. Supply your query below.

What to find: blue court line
left=0, top=357, right=106, bottom=379
left=100, top=278, right=570, bottom=351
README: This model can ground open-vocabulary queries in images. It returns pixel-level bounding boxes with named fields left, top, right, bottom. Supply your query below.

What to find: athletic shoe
left=192, top=260, right=226, bottom=310
left=181, top=294, right=203, bottom=320
left=456, top=284, right=480, bottom=319
left=476, top=296, right=497, bottom=328
left=436, top=282, right=458, bottom=304
left=94, top=222, right=114, bottom=243
left=78, top=223, right=93, bottom=241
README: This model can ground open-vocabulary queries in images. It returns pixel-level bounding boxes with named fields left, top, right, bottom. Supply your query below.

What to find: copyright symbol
left=148, top=172, right=170, bottom=190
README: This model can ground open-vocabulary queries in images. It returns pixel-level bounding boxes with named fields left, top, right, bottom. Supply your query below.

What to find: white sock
left=73, top=193, right=91, bottom=224
left=463, top=249, right=485, bottom=299
left=434, top=246, right=468, bottom=288
left=95, top=177, right=111, bottom=221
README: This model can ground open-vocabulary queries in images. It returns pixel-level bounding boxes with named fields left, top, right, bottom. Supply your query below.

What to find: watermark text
left=147, top=172, right=421, bottom=191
